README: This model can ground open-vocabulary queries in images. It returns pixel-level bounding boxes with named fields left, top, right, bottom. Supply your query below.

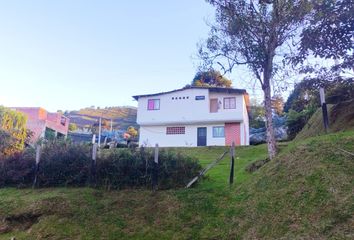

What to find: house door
left=197, top=127, right=207, bottom=146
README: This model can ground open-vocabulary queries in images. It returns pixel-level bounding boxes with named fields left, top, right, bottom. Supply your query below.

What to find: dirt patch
left=0, top=212, right=41, bottom=233
left=245, top=158, right=270, bottom=173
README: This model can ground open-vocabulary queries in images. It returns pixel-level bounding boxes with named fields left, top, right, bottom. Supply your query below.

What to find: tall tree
left=199, top=0, right=311, bottom=159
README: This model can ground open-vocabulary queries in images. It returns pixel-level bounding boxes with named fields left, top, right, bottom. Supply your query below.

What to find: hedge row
left=0, top=142, right=202, bottom=190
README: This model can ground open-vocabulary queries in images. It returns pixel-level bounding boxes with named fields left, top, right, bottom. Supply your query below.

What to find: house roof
left=132, top=86, right=248, bottom=100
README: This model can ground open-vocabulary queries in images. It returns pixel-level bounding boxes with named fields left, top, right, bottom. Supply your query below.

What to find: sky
left=0, top=0, right=223, bottom=112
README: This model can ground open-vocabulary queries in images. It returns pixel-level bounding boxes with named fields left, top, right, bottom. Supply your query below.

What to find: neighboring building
left=13, top=107, right=69, bottom=143
left=133, top=86, right=250, bottom=147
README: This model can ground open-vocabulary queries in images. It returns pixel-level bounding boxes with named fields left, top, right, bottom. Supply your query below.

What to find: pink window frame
left=147, top=99, right=160, bottom=110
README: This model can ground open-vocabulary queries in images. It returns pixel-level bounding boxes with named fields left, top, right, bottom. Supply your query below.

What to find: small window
left=213, top=127, right=225, bottom=138
left=224, top=97, right=236, bottom=109
left=60, top=116, right=66, bottom=126
left=166, top=127, right=185, bottom=135
left=147, top=99, right=160, bottom=110
left=172, top=97, right=174, bottom=100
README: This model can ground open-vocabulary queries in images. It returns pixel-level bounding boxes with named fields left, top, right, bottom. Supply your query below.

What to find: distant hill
left=65, top=106, right=137, bottom=131
left=295, top=99, right=354, bottom=140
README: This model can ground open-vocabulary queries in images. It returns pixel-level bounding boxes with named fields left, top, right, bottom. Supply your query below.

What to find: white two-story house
left=133, top=86, right=250, bottom=147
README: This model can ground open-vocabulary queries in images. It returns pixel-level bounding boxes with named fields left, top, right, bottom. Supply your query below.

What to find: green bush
left=97, top=148, right=201, bottom=190
left=0, top=142, right=202, bottom=190
left=0, top=149, right=36, bottom=187
left=37, top=142, right=91, bottom=187
left=286, top=106, right=317, bottom=140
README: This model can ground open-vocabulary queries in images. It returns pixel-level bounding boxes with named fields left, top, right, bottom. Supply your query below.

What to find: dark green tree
left=295, top=0, right=354, bottom=70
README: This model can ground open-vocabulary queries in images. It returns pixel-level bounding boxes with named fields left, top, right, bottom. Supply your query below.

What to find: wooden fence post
left=32, top=145, right=41, bottom=188
left=229, top=142, right=235, bottom=185
left=152, top=144, right=159, bottom=191
left=91, top=143, right=98, bottom=186
left=320, top=87, right=329, bottom=133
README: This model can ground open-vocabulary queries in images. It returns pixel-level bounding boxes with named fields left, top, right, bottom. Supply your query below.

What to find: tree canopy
left=0, top=106, right=27, bottom=157
left=192, top=70, right=232, bottom=87
left=295, top=0, right=354, bottom=70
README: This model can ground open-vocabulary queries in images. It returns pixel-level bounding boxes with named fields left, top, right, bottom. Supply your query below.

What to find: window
left=224, top=97, right=236, bottom=109
left=60, top=116, right=67, bottom=126
left=166, top=127, right=185, bottom=135
left=147, top=99, right=160, bottom=110
left=213, top=126, right=225, bottom=138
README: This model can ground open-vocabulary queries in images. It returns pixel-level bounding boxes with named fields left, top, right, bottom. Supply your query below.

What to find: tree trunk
left=263, top=82, right=277, bottom=159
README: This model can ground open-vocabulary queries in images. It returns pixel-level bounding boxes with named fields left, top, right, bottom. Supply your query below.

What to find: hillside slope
left=296, top=99, right=354, bottom=140
left=0, top=131, right=353, bottom=239
left=65, top=106, right=137, bottom=130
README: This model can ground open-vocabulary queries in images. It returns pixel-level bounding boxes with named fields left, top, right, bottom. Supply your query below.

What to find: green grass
left=296, top=99, right=354, bottom=140
left=1, top=131, right=353, bottom=239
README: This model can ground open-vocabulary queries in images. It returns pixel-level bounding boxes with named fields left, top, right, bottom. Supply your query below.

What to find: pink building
left=13, top=107, right=69, bottom=143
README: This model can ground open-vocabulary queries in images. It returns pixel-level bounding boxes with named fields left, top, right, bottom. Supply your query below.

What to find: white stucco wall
left=139, top=123, right=227, bottom=147
left=136, top=89, right=245, bottom=125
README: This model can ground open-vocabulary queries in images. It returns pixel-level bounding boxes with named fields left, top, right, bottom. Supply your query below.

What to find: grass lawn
left=0, top=131, right=353, bottom=239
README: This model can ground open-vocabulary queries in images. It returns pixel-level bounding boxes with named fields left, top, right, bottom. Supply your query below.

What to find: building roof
left=132, top=86, right=248, bottom=100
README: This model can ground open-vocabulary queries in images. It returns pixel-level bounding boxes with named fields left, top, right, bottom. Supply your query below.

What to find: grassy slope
left=296, top=99, right=354, bottom=140
left=0, top=132, right=353, bottom=239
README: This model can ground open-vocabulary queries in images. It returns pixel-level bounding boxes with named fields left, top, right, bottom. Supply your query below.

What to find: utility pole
left=320, top=87, right=329, bottom=133
left=110, top=119, right=113, bottom=132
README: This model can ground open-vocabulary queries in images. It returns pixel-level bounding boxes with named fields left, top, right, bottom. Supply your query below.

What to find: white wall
left=139, top=123, right=227, bottom=147
left=136, top=89, right=245, bottom=125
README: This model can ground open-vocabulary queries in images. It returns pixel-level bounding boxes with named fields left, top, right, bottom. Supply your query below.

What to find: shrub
left=0, top=142, right=202, bottom=190
left=0, top=149, right=35, bottom=187
left=116, top=143, right=127, bottom=148
left=37, top=142, right=91, bottom=187
left=97, top=148, right=202, bottom=190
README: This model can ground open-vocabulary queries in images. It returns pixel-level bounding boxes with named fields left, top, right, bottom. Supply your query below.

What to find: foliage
left=295, top=0, right=354, bottom=70
left=192, top=70, right=232, bottom=87
left=97, top=148, right=201, bottom=190
left=296, top=99, right=354, bottom=140
left=126, top=126, right=138, bottom=138
left=37, top=142, right=91, bottom=187
left=284, top=75, right=354, bottom=139
left=286, top=107, right=317, bottom=140
left=199, top=0, right=312, bottom=159
left=271, top=95, right=285, bottom=115
left=68, top=123, right=78, bottom=132
left=284, top=76, right=354, bottom=112
left=0, top=106, right=27, bottom=157
left=0, top=142, right=202, bottom=190
left=0, top=150, right=35, bottom=187
left=249, top=103, right=265, bottom=129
